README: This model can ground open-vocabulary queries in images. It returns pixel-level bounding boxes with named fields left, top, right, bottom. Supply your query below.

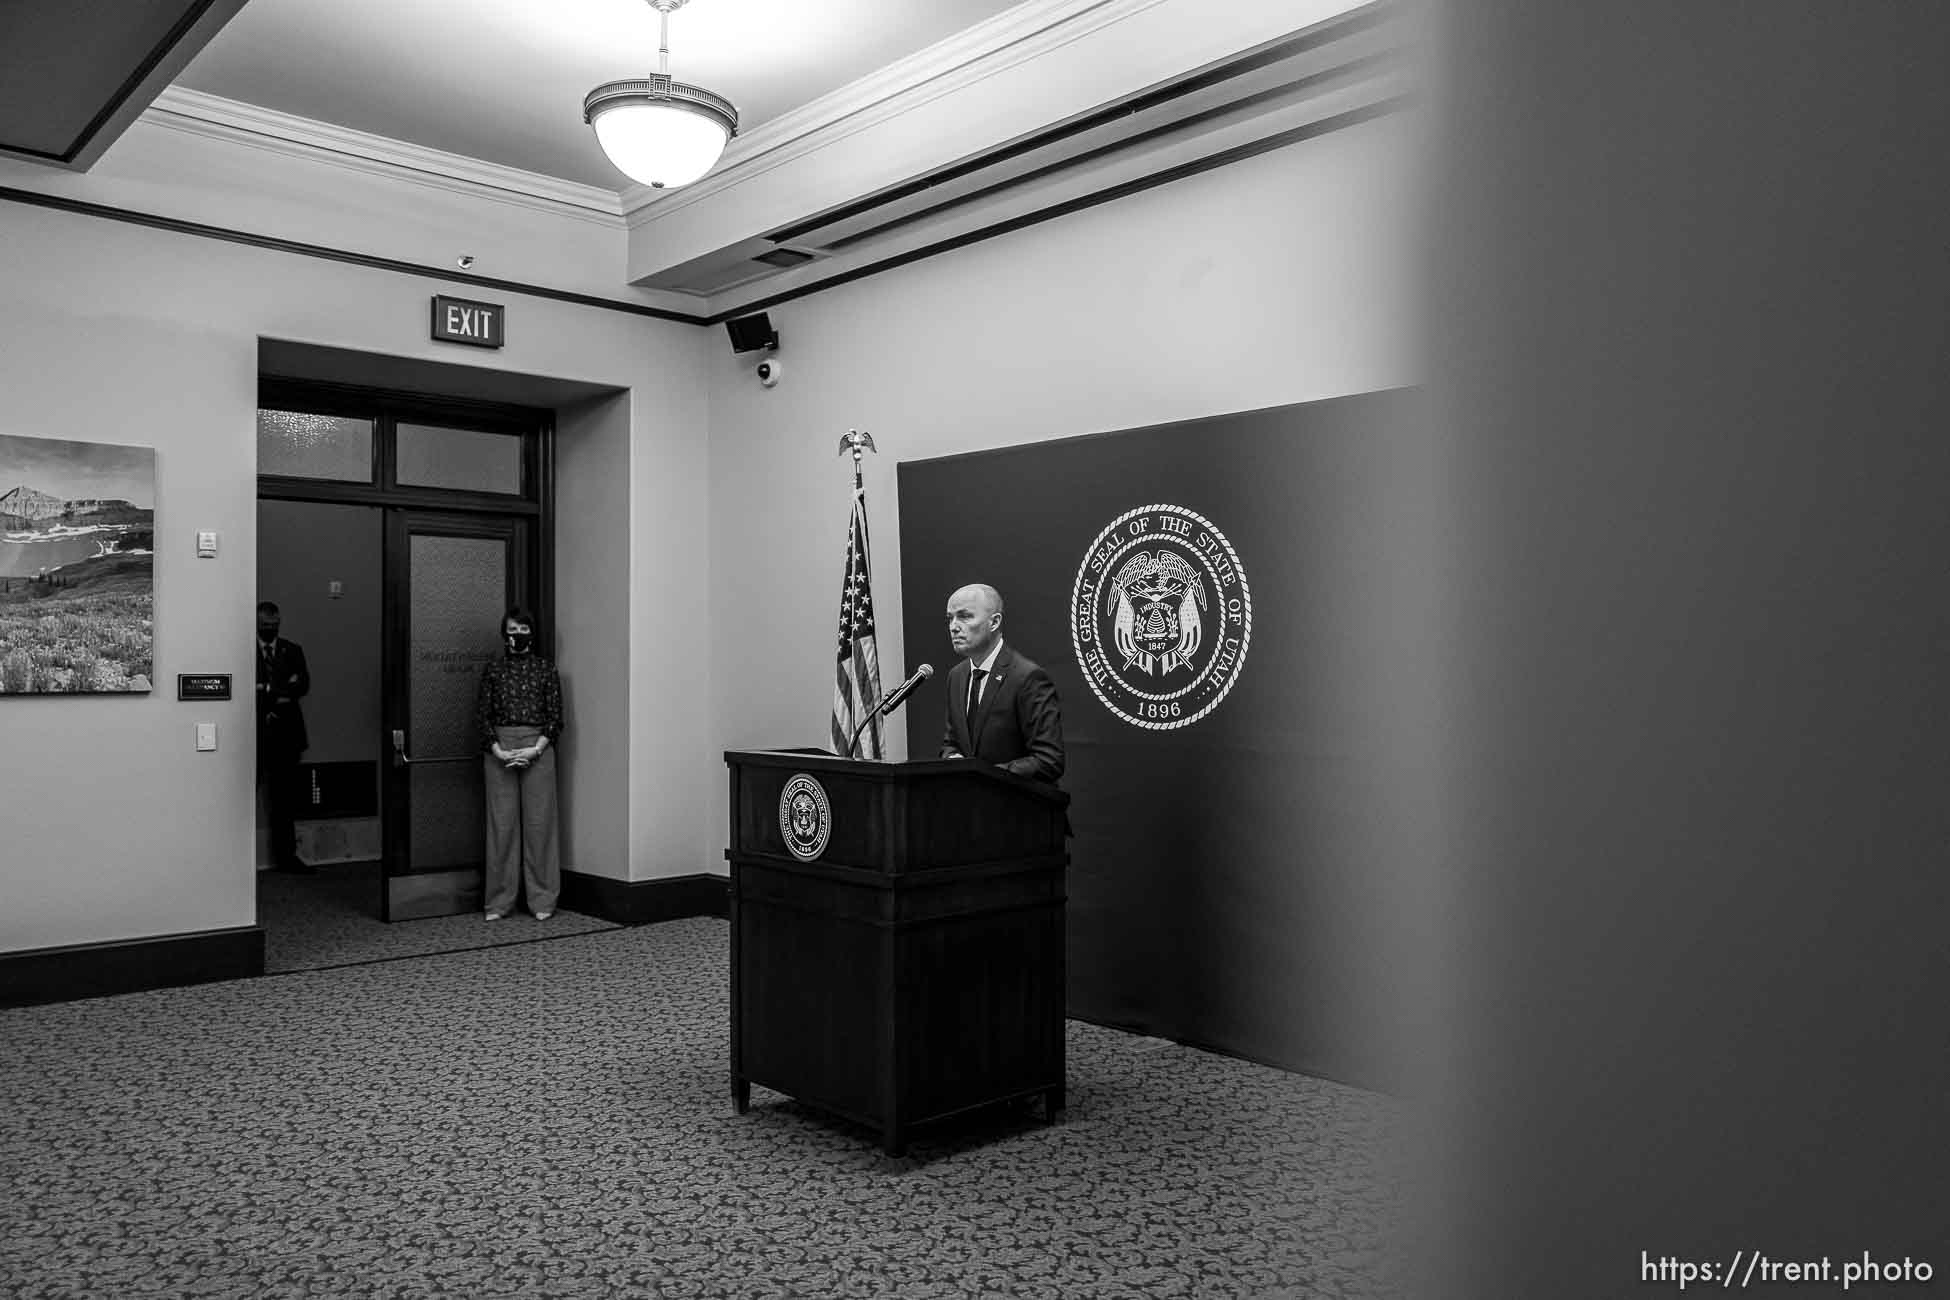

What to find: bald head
left=945, top=584, right=1005, bottom=661
left=951, top=584, right=1003, bottom=616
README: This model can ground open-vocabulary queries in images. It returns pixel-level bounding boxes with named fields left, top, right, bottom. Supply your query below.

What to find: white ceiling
left=172, top=0, right=1026, bottom=192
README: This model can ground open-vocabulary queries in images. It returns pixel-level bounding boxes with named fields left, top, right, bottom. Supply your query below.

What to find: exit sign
left=430, top=295, right=505, bottom=348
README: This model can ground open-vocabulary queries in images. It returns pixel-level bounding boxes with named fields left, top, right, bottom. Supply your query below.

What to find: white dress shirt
left=967, top=638, right=1005, bottom=711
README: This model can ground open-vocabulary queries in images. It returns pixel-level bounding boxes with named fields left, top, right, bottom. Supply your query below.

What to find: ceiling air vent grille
left=752, top=247, right=817, bottom=269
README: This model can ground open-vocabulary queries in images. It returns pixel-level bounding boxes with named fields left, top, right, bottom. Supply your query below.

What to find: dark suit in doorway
left=256, top=635, right=311, bottom=872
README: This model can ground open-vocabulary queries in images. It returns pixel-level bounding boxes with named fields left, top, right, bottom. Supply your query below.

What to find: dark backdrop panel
left=899, top=389, right=1422, bottom=1090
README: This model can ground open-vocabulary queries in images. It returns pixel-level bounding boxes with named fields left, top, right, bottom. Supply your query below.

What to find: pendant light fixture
left=583, top=0, right=739, bottom=190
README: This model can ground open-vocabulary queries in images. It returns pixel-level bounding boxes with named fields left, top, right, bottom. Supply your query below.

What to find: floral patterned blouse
left=474, top=654, right=564, bottom=751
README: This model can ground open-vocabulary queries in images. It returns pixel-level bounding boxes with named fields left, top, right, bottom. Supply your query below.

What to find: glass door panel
left=383, top=514, right=529, bottom=920
left=407, top=533, right=504, bottom=865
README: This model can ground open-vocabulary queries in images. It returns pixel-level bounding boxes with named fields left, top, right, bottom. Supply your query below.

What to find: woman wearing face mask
left=474, top=605, right=564, bottom=922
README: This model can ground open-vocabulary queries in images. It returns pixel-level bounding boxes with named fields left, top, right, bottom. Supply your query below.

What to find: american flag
left=831, top=480, right=885, bottom=757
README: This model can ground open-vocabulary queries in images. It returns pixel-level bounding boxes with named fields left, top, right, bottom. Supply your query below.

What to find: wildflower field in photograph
left=0, top=553, right=153, bottom=693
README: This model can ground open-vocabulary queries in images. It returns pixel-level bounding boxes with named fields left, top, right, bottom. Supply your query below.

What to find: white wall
left=702, top=112, right=1419, bottom=864
left=0, top=200, right=710, bottom=954
left=626, top=345, right=716, bottom=883
left=0, top=114, right=644, bottom=308
left=554, top=392, right=632, bottom=880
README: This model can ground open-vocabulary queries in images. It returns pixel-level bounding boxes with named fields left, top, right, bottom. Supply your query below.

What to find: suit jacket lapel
left=952, top=659, right=974, bottom=754
left=971, top=646, right=1013, bottom=748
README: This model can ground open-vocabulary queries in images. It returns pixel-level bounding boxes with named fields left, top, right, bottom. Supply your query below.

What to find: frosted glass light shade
left=585, top=79, right=738, bottom=189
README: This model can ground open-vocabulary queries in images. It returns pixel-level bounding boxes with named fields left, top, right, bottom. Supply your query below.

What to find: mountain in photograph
left=0, top=485, right=66, bottom=524
left=1, top=485, right=148, bottom=532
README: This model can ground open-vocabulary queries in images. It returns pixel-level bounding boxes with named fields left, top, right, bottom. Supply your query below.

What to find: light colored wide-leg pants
left=483, top=724, right=559, bottom=915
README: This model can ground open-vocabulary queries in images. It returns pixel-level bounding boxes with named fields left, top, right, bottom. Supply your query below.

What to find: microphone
left=879, top=663, right=933, bottom=713
left=848, top=664, right=933, bottom=758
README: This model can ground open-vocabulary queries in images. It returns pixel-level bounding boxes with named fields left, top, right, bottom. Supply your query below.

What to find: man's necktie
left=967, top=667, right=987, bottom=724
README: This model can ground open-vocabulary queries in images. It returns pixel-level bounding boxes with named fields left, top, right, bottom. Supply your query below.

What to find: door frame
left=381, top=510, right=535, bottom=920
left=255, top=378, right=553, bottom=920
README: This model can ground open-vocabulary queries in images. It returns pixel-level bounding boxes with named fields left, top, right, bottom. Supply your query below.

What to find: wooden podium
left=724, top=748, right=1070, bottom=1155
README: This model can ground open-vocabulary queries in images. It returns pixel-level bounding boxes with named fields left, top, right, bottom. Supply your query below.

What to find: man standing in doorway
left=256, top=600, right=312, bottom=874
left=939, top=583, right=1065, bottom=783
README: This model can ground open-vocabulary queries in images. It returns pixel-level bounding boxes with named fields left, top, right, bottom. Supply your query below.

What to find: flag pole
left=833, top=429, right=880, bottom=759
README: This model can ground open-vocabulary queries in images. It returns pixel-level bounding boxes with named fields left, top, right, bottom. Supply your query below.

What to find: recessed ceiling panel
left=0, top=0, right=247, bottom=166
left=631, top=7, right=1409, bottom=309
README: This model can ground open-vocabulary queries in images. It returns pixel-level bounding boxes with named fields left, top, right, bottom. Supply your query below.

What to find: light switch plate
left=195, top=722, right=217, bottom=752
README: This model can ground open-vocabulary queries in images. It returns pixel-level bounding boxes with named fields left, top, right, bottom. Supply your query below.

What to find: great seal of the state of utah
left=1070, top=503, right=1251, bottom=731
left=777, top=773, right=832, bottom=861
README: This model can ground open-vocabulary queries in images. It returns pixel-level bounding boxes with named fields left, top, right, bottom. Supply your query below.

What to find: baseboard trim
left=1066, top=1008, right=1400, bottom=1098
left=0, top=925, right=265, bottom=1009
left=559, top=870, right=728, bottom=927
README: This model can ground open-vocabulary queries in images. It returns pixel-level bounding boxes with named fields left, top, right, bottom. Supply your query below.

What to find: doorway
left=383, top=509, right=532, bottom=919
left=256, top=379, right=552, bottom=929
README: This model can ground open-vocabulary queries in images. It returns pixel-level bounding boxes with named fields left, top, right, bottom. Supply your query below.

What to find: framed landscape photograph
left=0, top=432, right=155, bottom=694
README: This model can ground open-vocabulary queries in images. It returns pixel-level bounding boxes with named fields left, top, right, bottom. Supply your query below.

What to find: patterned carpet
left=258, top=861, right=620, bottom=973
left=0, top=919, right=1401, bottom=1298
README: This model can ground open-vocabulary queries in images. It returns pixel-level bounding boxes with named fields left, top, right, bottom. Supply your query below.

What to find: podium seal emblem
left=1071, top=503, right=1252, bottom=730
left=778, top=773, right=832, bottom=861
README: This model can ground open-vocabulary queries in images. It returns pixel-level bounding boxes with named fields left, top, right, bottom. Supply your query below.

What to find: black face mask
left=505, top=632, right=534, bottom=656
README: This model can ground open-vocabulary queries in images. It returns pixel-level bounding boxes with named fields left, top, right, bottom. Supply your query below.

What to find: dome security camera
left=756, top=358, right=781, bottom=388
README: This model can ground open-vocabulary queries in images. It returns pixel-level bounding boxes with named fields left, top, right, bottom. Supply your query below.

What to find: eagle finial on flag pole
left=836, top=429, right=877, bottom=485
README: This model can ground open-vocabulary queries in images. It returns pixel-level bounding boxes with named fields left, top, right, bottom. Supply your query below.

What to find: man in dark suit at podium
left=940, top=583, right=1065, bottom=783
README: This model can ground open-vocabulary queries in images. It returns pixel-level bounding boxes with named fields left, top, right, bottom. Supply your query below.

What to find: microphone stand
left=849, top=670, right=931, bottom=758
left=848, top=688, right=898, bottom=759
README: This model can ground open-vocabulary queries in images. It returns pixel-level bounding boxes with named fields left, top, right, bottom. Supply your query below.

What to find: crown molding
left=620, top=0, right=1171, bottom=224
left=143, top=87, right=627, bottom=226
left=0, top=183, right=708, bottom=323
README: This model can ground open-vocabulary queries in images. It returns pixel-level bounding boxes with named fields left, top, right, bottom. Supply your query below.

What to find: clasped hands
left=943, top=750, right=1008, bottom=770
left=491, top=741, right=546, bottom=769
